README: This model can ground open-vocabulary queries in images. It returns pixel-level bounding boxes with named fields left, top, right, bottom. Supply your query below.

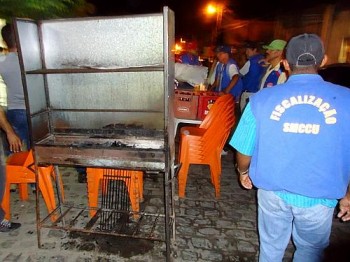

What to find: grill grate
left=40, top=206, right=169, bottom=241
left=100, top=169, right=131, bottom=231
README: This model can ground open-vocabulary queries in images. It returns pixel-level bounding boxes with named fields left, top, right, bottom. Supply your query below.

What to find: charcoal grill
left=14, top=7, right=175, bottom=260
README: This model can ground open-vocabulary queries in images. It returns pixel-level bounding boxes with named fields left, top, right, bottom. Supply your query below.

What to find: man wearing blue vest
left=230, top=33, right=350, bottom=261
left=179, top=41, right=201, bottom=66
left=239, top=41, right=265, bottom=112
left=179, top=52, right=201, bottom=66
left=210, top=45, right=243, bottom=103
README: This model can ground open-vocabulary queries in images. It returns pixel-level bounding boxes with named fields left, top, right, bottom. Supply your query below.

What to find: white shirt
left=259, top=62, right=287, bottom=90
left=239, top=60, right=250, bottom=76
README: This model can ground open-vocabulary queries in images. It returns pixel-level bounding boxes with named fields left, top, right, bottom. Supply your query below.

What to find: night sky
left=87, top=0, right=206, bottom=39
left=87, top=0, right=347, bottom=40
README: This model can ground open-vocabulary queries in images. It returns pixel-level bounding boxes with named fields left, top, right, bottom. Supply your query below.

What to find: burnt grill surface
left=57, top=124, right=165, bottom=137
left=34, top=128, right=166, bottom=171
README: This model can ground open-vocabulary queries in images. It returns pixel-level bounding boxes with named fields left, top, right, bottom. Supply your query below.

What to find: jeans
left=5, top=109, right=34, bottom=190
left=5, top=109, right=30, bottom=155
left=257, top=189, right=334, bottom=262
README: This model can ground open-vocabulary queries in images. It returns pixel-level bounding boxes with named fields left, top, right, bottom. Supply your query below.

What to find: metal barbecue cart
left=14, top=6, right=176, bottom=260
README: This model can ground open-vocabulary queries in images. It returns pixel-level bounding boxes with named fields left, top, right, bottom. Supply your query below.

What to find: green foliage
left=0, top=0, right=94, bottom=21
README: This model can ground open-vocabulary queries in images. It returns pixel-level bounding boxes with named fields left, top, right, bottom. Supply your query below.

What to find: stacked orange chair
left=178, top=94, right=235, bottom=198
left=1, top=150, right=61, bottom=221
left=86, top=168, right=143, bottom=220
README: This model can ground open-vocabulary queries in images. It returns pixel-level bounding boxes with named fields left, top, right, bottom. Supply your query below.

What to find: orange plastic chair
left=86, top=168, right=143, bottom=220
left=178, top=94, right=235, bottom=198
left=1, top=150, right=62, bottom=221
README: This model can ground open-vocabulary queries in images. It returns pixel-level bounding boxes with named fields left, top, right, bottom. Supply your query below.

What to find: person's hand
left=337, top=196, right=350, bottom=221
left=240, top=174, right=253, bottom=189
left=6, top=131, right=22, bottom=153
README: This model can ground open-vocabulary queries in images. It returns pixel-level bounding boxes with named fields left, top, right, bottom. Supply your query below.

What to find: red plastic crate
left=174, top=90, right=199, bottom=120
left=197, top=92, right=220, bottom=120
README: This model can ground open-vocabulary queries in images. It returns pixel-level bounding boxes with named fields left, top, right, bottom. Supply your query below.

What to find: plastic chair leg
left=86, top=169, right=101, bottom=217
left=48, top=166, right=65, bottom=202
left=2, top=181, right=11, bottom=220
left=128, top=176, right=140, bottom=220
left=18, top=183, right=29, bottom=200
left=37, top=170, right=57, bottom=222
left=136, top=171, right=144, bottom=202
left=209, top=160, right=221, bottom=198
left=178, top=161, right=190, bottom=198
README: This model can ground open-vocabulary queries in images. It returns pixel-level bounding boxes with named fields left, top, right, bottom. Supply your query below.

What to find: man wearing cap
left=239, top=41, right=265, bottom=112
left=179, top=41, right=201, bottom=66
left=229, top=33, right=350, bottom=261
left=259, top=39, right=287, bottom=89
left=210, top=45, right=243, bottom=102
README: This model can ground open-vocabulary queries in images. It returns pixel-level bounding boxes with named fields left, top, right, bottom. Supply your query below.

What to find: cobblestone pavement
left=1, top=150, right=350, bottom=261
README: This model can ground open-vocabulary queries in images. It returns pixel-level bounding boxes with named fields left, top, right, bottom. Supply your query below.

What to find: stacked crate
left=174, top=90, right=220, bottom=120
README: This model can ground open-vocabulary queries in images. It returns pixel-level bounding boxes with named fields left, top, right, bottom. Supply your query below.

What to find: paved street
left=1, top=149, right=350, bottom=261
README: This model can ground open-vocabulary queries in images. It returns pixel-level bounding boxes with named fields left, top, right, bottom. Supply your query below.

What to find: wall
left=221, top=4, right=350, bottom=64
left=273, top=4, right=350, bottom=64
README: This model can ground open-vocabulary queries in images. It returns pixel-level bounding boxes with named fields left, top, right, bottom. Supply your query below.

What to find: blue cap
left=215, top=45, right=231, bottom=54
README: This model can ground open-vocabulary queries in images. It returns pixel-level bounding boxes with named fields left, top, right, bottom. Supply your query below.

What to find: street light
left=206, top=4, right=217, bottom=15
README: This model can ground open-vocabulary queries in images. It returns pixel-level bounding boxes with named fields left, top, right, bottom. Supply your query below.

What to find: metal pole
left=164, top=170, right=171, bottom=261
left=212, top=4, right=223, bottom=46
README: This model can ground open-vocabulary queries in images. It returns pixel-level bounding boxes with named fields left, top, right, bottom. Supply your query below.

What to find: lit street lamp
left=206, top=4, right=217, bottom=15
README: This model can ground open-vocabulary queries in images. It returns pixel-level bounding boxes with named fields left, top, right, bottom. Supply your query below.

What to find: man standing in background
left=259, top=39, right=287, bottom=89
left=210, top=45, right=243, bottom=103
left=179, top=41, right=201, bottom=66
left=0, top=24, right=30, bottom=152
left=0, top=105, right=22, bottom=232
left=239, top=41, right=265, bottom=112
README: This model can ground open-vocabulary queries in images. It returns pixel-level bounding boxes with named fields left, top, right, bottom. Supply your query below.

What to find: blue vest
left=262, top=65, right=283, bottom=88
left=242, top=54, right=264, bottom=92
left=215, top=59, right=243, bottom=101
left=249, top=74, right=350, bottom=199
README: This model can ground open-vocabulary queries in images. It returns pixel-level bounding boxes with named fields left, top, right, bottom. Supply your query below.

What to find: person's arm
left=239, top=61, right=250, bottom=76
left=0, top=107, right=22, bottom=152
left=222, top=74, right=239, bottom=95
left=221, top=64, right=239, bottom=95
left=236, top=152, right=253, bottom=189
left=229, top=103, right=256, bottom=189
left=337, top=185, right=350, bottom=221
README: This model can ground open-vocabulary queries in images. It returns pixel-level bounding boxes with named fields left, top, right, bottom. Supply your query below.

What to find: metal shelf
left=26, top=65, right=164, bottom=74
left=15, top=6, right=175, bottom=261
left=40, top=205, right=172, bottom=242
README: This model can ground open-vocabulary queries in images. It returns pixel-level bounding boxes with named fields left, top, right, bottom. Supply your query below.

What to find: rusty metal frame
left=14, top=6, right=175, bottom=261
left=40, top=205, right=172, bottom=242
